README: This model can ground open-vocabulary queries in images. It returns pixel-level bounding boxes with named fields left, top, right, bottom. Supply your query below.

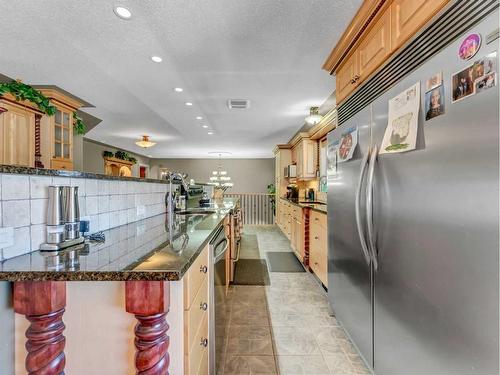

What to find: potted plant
left=102, top=151, right=114, bottom=158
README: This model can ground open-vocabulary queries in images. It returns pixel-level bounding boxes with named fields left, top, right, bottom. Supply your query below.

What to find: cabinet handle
left=200, top=302, right=208, bottom=311
left=314, top=218, right=319, bottom=221
left=354, top=75, right=360, bottom=81
left=200, top=338, right=208, bottom=347
left=315, top=236, right=319, bottom=240
left=200, top=265, right=208, bottom=274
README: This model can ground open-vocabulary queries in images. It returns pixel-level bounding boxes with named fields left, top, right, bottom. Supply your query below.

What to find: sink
left=299, top=201, right=326, bottom=205
left=176, top=209, right=216, bottom=215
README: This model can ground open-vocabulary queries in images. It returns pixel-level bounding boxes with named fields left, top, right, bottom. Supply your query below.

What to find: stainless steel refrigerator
left=327, top=4, right=499, bottom=375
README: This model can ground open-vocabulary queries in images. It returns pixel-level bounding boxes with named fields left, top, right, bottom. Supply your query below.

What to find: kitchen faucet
left=164, top=171, right=189, bottom=225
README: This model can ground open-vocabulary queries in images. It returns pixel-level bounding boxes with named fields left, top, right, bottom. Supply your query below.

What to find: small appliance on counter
left=40, top=185, right=84, bottom=251
left=286, top=184, right=298, bottom=200
left=199, top=192, right=211, bottom=207
left=284, top=164, right=297, bottom=178
left=307, top=188, right=315, bottom=201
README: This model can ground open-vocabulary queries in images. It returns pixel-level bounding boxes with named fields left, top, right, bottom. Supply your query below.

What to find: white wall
left=150, top=158, right=275, bottom=193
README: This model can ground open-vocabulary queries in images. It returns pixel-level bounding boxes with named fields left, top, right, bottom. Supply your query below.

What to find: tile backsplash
left=0, top=174, right=169, bottom=260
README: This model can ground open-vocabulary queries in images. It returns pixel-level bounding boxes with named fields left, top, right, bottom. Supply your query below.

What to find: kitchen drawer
left=310, top=222, right=327, bottom=252
left=184, top=275, right=208, bottom=352
left=310, top=210, right=327, bottom=230
left=51, top=158, right=73, bottom=171
left=185, top=313, right=209, bottom=375
left=310, top=243, right=327, bottom=287
left=184, top=245, right=209, bottom=310
left=292, top=205, right=302, bottom=219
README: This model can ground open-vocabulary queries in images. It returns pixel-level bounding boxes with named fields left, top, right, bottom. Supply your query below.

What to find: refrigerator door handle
left=366, top=145, right=379, bottom=271
left=355, top=149, right=371, bottom=266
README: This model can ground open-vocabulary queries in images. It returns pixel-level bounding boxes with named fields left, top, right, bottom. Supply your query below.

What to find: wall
left=150, top=158, right=275, bottom=193
left=0, top=173, right=168, bottom=260
left=82, top=139, right=151, bottom=178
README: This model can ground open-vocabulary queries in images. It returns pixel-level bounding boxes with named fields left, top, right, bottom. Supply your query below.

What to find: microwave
left=284, top=164, right=297, bottom=178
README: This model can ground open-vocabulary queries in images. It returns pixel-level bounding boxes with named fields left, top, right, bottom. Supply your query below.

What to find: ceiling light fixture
left=135, top=135, right=156, bottom=148
left=196, top=116, right=203, bottom=120
left=202, top=125, right=209, bottom=128
left=113, top=6, right=132, bottom=20
left=207, top=153, right=234, bottom=190
left=305, top=106, right=323, bottom=125
left=174, top=87, right=183, bottom=92
left=185, top=102, right=193, bottom=106
left=151, top=56, right=163, bottom=63
left=207, top=131, right=213, bottom=135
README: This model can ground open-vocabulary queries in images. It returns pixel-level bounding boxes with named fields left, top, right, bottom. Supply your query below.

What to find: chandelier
left=135, top=135, right=156, bottom=148
left=305, top=106, right=322, bottom=125
left=208, top=153, right=233, bottom=189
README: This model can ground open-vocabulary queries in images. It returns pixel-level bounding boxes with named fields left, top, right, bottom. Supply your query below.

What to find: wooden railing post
left=125, top=281, right=170, bottom=375
left=13, top=281, right=67, bottom=375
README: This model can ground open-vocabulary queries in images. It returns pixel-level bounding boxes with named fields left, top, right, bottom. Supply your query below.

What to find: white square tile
left=98, top=180, right=110, bottom=195
left=88, top=214, right=99, bottom=233
left=109, top=212, right=120, bottom=229
left=110, top=181, right=120, bottom=194
left=2, top=175, right=30, bottom=200
left=70, top=178, right=86, bottom=196
left=30, top=199, right=48, bottom=225
left=98, top=213, right=110, bottom=231
left=52, top=176, right=71, bottom=186
left=119, top=210, right=128, bottom=226
left=3, top=200, right=30, bottom=228
left=111, top=195, right=122, bottom=212
left=119, top=181, right=127, bottom=195
left=30, top=224, right=46, bottom=251
left=2, top=226, right=30, bottom=259
left=127, top=208, right=137, bottom=223
left=127, top=194, right=136, bottom=209
left=86, top=196, right=99, bottom=216
left=86, top=179, right=98, bottom=196
left=98, top=196, right=110, bottom=213
left=29, top=176, right=52, bottom=199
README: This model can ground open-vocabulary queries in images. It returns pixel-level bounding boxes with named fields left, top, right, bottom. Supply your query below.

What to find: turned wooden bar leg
left=126, top=281, right=170, bottom=375
left=13, top=281, right=67, bottom=375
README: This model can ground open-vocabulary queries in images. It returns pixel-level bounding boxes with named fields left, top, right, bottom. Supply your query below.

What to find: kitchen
left=0, top=0, right=498, bottom=375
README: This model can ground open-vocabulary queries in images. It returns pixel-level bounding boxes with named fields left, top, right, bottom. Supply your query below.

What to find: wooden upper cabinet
left=336, top=53, right=359, bottom=103
left=325, top=0, right=449, bottom=104
left=358, top=8, right=392, bottom=80
left=391, top=0, right=448, bottom=49
left=293, top=138, right=317, bottom=180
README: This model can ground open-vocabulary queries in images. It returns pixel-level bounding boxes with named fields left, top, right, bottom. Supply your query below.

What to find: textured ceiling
left=1, top=0, right=361, bottom=158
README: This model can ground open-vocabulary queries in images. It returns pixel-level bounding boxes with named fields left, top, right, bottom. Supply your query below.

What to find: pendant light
left=207, top=153, right=234, bottom=190
left=135, top=135, right=156, bottom=148
left=305, top=106, right=322, bottom=125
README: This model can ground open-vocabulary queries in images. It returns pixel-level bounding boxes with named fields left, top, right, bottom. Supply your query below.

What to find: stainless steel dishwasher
left=209, top=224, right=229, bottom=375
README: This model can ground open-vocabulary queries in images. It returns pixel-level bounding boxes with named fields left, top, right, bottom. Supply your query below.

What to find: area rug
left=266, top=252, right=305, bottom=272
left=233, top=259, right=270, bottom=285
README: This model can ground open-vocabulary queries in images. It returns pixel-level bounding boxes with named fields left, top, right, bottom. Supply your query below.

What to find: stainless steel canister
left=46, top=186, right=65, bottom=244
left=63, top=186, right=80, bottom=240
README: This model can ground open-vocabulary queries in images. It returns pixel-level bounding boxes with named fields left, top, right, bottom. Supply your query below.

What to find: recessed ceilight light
left=196, top=116, right=203, bottom=120
left=151, top=56, right=163, bottom=63
left=114, top=6, right=132, bottom=20
left=174, top=87, right=183, bottom=92
left=185, top=102, right=193, bottom=106
left=147, top=155, right=153, bottom=157
left=202, top=125, right=209, bottom=128
left=207, top=131, right=213, bottom=135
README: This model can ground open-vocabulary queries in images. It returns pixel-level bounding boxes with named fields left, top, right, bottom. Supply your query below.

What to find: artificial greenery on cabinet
left=0, top=79, right=87, bottom=134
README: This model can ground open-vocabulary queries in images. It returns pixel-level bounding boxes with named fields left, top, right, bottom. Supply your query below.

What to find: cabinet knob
left=315, top=236, right=319, bottom=240
left=354, top=74, right=360, bottom=81
left=200, top=302, right=208, bottom=311
left=200, top=338, right=208, bottom=347
left=200, top=265, right=208, bottom=274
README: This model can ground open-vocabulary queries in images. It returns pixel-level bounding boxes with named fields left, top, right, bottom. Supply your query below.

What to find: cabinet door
left=0, top=104, right=35, bottom=167
left=294, top=217, right=303, bottom=262
left=295, top=143, right=303, bottom=178
left=391, top=0, right=448, bottom=50
left=303, top=140, right=317, bottom=178
left=336, top=52, right=358, bottom=103
left=358, top=8, right=392, bottom=81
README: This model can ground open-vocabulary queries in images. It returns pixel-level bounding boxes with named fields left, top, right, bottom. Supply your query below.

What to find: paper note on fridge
left=380, top=82, right=420, bottom=154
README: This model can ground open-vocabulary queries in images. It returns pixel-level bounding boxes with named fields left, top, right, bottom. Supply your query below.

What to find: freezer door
left=371, top=13, right=499, bottom=375
left=327, top=108, right=373, bottom=368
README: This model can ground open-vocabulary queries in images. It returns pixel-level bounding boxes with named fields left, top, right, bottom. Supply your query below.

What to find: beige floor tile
left=228, top=325, right=272, bottom=340
left=276, top=355, right=330, bottom=375
left=224, top=355, right=278, bottom=374
left=226, top=337, right=274, bottom=356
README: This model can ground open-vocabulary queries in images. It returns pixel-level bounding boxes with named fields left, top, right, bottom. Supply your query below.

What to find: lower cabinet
left=184, top=245, right=210, bottom=375
left=309, top=211, right=328, bottom=287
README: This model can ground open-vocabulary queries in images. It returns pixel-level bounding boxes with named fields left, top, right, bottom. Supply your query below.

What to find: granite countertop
left=0, top=164, right=171, bottom=184
left=280, top=196, right=327, bottom=214
left=0, top=198, right=239, bottom=281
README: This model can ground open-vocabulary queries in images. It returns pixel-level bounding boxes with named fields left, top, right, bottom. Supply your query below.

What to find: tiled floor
left=220, top=226, right=370, bottom=375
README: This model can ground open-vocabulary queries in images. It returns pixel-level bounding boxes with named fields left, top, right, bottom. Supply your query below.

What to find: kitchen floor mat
left=233, top=259, right=270, bottom=285
left=266, top=252, right=305, bottom=272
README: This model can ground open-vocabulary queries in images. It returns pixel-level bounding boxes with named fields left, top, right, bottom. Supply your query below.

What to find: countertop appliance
left=284, top=164, right=297, bottom=178
left=209, top=224, right=229, bottom=374
left=327, top=4, right=498, bottom=375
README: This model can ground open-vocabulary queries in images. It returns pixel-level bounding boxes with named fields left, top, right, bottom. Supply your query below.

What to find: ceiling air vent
left=227, top=99, right=250, bottom=109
